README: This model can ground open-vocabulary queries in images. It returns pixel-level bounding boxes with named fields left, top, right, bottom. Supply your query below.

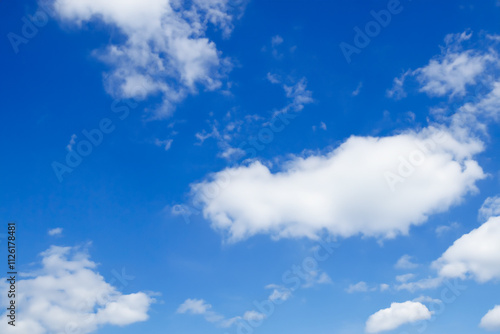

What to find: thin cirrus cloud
left=49, top=0, right=244, bottom=117
left=365, top=301, right=432, bottom=333
left=191, top=126, right=485, bottom=243
left=0, top=245, right=154, bottom=334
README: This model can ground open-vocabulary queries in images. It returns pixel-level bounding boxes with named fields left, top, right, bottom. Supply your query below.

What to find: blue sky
left=1, top=0, right=500, bottom=333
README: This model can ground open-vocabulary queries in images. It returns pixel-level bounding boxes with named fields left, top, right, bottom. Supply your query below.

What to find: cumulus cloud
left=365, top=301, right=432, bottom=333
left=191, top=126, right=485, bottom=242
left=50, top=0, right=243, bottom=117
left=432, top=216, right=500, bottom=282
left=0, top=245, right=154, bottom=334
left=480, top=305, right=500, bottom=331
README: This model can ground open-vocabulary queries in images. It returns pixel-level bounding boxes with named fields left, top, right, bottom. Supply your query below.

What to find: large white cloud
left=480, top=305, right=500, bottom=331
left=365, top=301, right=432, bottom=333
left=432, top=216, right=500, bottom=282
left=0, top=245, right=154, bottom=334
left=50, top=0, right=242, bottom=117
left=191, top=126, right=485, bottom=242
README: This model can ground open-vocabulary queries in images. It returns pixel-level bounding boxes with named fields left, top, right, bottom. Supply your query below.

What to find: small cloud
left=177, top=299, right=212, bottom=315
left=352, top=82, right=363, bottom=96
left=218, top=147, right=245, bottom=160
left=271, top=35, right=284, bottom=47
left=380, top=284, right=390, bottom=292
left=435, top=222, right=460, bottom=236
left=406, top=111, right=416, bottom=122
left=365, top=301, right=432, bottom=333
left=242, top=310, right=266, bottom=321
left=479, top=196, right=500, bottom=222
left=266, top=284, right=292, bottom=302
left=387, top=70, right=411, bottom=100
left=396, top=273, right=415, bottom=283
left=266, top=72, right=281, bottom=84
left=66, top=134, right=77, bottom=152
left=395, top=255, right=419, bottom=269
left=346, top=281, right=369, bottom=293
left=155, top=139, right=173, bottom=151
left=48, top=227, right=63, bottom=236
left=313, top=122, right=327, bottom=132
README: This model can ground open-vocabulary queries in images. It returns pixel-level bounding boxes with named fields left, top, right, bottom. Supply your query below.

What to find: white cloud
left=365, top=301, right=432, bottom=333
left=242, top=310, right=265, bottom=321
left=346, top=281, right=369, bottom=293
left=480, top=305, right=500, bottom=331
left=266, top=284, right=292, bottom=302
left=273, top=78, right=313, bottom=115
left=48, top=227, right=63, bottom=236
left=155, top=138, right=173, bottom=151
left=435, top=222, right=460, bottom=236
left=0, top=245, right=154, bottom=334
left=387, top=31, right=499, bottom=101
left=176, top=299, right=228, bottom=325
left=352, top=82, right=363, bottom=96
left=395, top=277, right=443, bottom=292
left=387, top=70, right=411, bottom=100
left=66, top=134, right=77, bottom=152
left=395, top=255, right=419, bottom=269
left=396, top=273, right=415, bottom=283
left=271, top=35, right=284, bottom=47
left=479, top=196, right=500, bottom=222
left=266, top=72, right=280, bottom=84
left=51, top=0, right=242, bottom=117
left=432, top=216, right=500, bottom=282
left=415, top=50, right=493, bottom=98
left=191, top=126, right=485, bottom=242
left=177, top=298, right=212, bottom=315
